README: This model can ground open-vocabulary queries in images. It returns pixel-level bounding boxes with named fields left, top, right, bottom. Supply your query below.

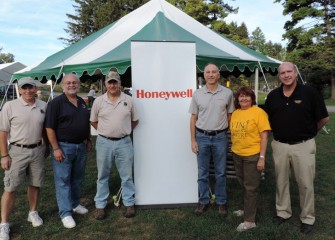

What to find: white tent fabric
left=0, top=62, right=26, bottom=85
left=14, top=0, right=279, bottom=81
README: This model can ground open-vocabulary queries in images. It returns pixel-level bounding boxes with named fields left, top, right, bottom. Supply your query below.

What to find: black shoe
left=194, top=204, right=209, bottom=215
left=272, top=216, right=289, bottom=225
left=218, top=204, right=228, bottom=217
left=301, top=223, right=313, bottom=234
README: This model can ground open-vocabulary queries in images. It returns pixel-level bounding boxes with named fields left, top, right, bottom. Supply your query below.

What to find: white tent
left=14, top=0, right=279, bottom=82
left=0, top=62, right=26, bottom=86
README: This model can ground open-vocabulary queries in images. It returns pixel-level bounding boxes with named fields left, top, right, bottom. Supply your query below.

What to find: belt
left=99, top=134, right=128, bottom=141
left=60, top=141, right=84, bottom=144
left=275, top=137, right=313, bottom=145
left=10, top=141, right=42, bottom=149
left=196, top=127, right=227, bottom=136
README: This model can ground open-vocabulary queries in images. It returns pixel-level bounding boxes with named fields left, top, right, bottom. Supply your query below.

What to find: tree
left=168, top=0, right=238, bottom=27
left=275, top=0, right=335, bottom=99
left=264, top=41, right=285, bottom=61
left=0, top=47, right=15, bottom=63
left=249, top=27, right=266, bottom=53
left=220, top=21, right=249, bottom=46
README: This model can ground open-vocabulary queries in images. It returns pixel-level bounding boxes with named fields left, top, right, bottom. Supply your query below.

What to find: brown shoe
left=94, top=208, right=106, bottom=220
left=124, top=205, right=135, bottom=218
left=194, top=204, right=209, bottom=215
left=218, top=204, right=227, bottom=217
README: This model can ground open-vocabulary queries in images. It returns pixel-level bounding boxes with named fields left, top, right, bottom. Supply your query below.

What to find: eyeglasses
left=63, top=81, right=79, bottom=86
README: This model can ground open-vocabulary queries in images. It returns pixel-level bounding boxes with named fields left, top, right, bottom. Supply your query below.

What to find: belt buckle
left=206, top=130, right=216, bottom=136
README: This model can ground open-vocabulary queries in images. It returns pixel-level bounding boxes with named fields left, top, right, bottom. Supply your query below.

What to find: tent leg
left=255, top=68, right=259, bottom=104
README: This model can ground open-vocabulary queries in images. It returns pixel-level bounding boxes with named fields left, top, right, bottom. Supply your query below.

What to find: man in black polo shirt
left=45, top=74, right=92, bottom=229
left=264, top=62, right=329, bottom=235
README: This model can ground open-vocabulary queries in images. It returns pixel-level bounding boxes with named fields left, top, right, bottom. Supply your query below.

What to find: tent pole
left=0, top=76, right=15, bottom=109
left=295, top=65, right=306, bottom=84
left=49, top=65, right=64, bottom=101
left=254, top=68, right=259, bottom=104
left=257, top=62, right=270, bottom=91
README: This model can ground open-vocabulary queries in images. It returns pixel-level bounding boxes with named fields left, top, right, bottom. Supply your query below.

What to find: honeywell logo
left=136, top=89, right=193, bottom=100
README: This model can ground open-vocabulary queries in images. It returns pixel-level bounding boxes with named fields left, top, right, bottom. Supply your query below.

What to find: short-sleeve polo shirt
left=90, top=92, right=139, bottom=138
left=189, top=85, right=234, bottom=130
left=45, top=93, right=90, bottom=143
left=264, top=84, right=329, bottom=142
left=0, top=98, right=47, bottom=144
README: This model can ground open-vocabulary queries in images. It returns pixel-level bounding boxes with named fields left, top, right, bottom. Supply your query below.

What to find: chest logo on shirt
left=124, top=102, right=127, bottom=106
left=231, top=120, right=249, bottom=138
left=294, top=100, right=302, bottom=104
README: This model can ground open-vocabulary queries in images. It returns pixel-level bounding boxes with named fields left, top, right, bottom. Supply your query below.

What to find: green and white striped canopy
left=14, top=0, right=279, bottom=81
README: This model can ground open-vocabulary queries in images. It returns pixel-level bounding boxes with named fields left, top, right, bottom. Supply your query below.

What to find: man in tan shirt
left=90, top=71, right=138, bottom=220
left=0, top=77, right=48, bottom=240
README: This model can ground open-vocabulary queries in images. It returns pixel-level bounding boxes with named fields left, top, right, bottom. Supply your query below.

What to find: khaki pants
left=233, top=153, right=261, bottom=222
left=271, top=139, right=316, bottom=225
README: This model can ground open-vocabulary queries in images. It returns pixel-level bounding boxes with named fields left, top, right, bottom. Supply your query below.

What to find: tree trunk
left=331, top=71, right=335, bottom=100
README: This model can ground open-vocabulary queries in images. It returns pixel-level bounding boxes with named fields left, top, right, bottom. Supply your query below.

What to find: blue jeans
left=51, top=142, right=87, bottom=219
left=196, top=130, right=228, bottom=205
left=94, top=135, right=135, bottom=208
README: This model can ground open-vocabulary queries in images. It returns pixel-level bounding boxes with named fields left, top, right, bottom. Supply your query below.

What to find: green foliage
left=264, top=41, right=286, bottom=60
left=276, top=0, right=335, bottom=98
left=249, top=27, right=266, bottom=52
left=0, top=47, right=15, bottom=63
left=248, top=27, right=285, bottom=60
left=218, top=21, right=250, bottom=46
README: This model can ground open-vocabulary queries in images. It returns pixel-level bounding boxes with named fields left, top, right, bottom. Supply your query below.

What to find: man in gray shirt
left=189, top=63, right=234, bottom=216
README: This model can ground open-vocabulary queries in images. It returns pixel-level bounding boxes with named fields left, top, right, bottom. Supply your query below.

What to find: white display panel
left=132, top=41, right=198, bottom=206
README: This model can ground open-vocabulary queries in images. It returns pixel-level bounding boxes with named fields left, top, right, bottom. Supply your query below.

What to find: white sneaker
left=27, top=211, right=43, bottom=227
left=236, top=222, right=256, bottom=232
left=73, top=204, right=88, bottom=215
left=233, top=210, right=244, bottom=217
left=0, top=223, right=10, bottom=240
left=62, top=216, right=76, bottom=229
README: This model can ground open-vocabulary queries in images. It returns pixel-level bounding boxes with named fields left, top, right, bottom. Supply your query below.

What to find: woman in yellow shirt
left=230, top=86, right=271, bottom=231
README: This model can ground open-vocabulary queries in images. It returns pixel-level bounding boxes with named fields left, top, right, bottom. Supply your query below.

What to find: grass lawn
left=325, top=98, right=335, bottom=106
left=1, top=114, right=334, bottom=240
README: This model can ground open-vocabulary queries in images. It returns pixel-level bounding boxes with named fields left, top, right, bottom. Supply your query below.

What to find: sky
left=0, top=0, right=289, bottom=67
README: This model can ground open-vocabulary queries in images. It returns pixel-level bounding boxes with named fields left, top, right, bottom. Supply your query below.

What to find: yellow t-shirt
left=230, top=105, right=271, bottom=156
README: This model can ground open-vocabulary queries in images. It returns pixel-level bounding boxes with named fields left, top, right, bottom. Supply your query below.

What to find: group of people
left=0, top=61, right=329, bottom=239
left=189, top=62, right=328, bottom=234
left=0, top=71, right=138, bottom=239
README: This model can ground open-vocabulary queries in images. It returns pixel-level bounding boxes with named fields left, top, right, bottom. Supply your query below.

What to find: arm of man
left=190, top=114, right=198, bottom=154
left=317, top=116, right=329, bottom=131
left=91, top=121, right=98, bottom=130
left=131, top=120, right=139, bottom=130
left=227, top=113, right=232, bottom=123
left=0, top=131, right=11, bottom=170
left=42, top=128, right=50, bottom=158
left=86, top=126, right=93, bottom=152
left=46, top=128, right=64, bottom=163
left=257, top=131, right=269, bottom=172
